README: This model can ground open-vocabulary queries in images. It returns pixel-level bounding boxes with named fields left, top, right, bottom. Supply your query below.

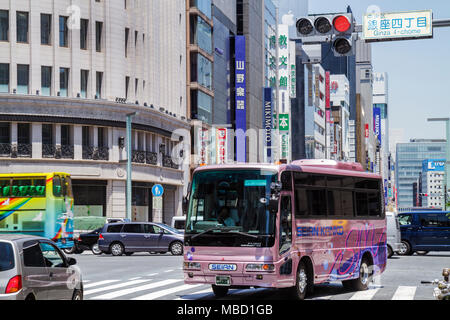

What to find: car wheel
left=212, top=285, right=229, bottom=298
left=170, top=241, right=183, bottom=256
left=387, top=245, right=394, bottom=259
left=416, top=251, right=429, bottom=256
left=342, top=257, right=373, bottom=291
left=398, top=241, right=413, bottom=256
left=72, top=289, right=83, bottom=300
left=91, top=244, right=102, bottom=255
left=63, top=247, right=76, bottom=255
left=110, top=243, right=125, bottom=256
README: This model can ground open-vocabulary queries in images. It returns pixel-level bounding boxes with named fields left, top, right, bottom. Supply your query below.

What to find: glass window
left=294, top=188, right=307, bottom=217
left=0, top=122, right=10, bottom=143
left=23, top=241, right=45, bottom=268
left=306, top=188, right=327, bottom=216
left=96, top=21, right=103, bottom=52
left=61, top=125, right=71, bottom=145
left=0, top=63, right=9, bottom=93
left=59, top=67, right=69, bottom=97
left=123, top=224, right=143, bottom=233
left=41, top=14, right=51, bottom=45
left=80, top=70, right=89, bottom=98
left=17, top=123, right=30, bottom=144
left=107, top=224, right=123, bottom=233
left=125, top=28, right=129, bottom=56
left=368, top=192, right=381, bottom=217
left=42, top=124, right=53, bottom=145
left=41, top=66, right=52, bottom=96
left=53, top=175, right=62, bottom=197
left=16, top=12, right=28, bottom=43
left=39, top=242, right=66, bottom=268
left=82, top=126, right=90, bottom=147
left=143, top=224, right=155, bottom=233
left=59, top=16, right=68, bottom=47
left=125, top=76, right=130, bottom=99
left=191, top=16, right=212, bottom=54
left=191, top=53, right=212, bottom=90
left=96, top=72, right=103, bottom=98
left=0, top=242, right=15, bottom=271
left=17, top=64, right=29, bottom=94
left=355, top=192, right=368, bottom=217
left=80, top=19, right=88, bottom=50
left=192, top=0, right=211, bottom=19
left=191, top=90, right=212, bottom=124
left=0, top=10, right=8, bottom=41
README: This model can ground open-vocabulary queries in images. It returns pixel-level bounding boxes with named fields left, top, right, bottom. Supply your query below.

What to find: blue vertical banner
left=263, top=88, right=273, bottom=163
left=235, top=36, right=247, bottom=163
left=373, top=106, right=382, bottom=145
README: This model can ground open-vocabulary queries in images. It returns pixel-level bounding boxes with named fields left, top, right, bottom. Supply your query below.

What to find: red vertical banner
left=325, top=71, right=330, bottom=109
left=365, top=124, right=370, bottom=138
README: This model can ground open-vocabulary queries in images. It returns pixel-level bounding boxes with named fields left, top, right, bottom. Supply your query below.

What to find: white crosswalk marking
left=84, top=279, right=149, bottom=296
left=349, top=288, right=380, bottom=300
left=132, top=284, right=203, bottom=300
left=391, top=286, right=417, bottom=300
left=91, top=279, right=180, bottom=300
left=176, top=288, right=213, bottom=300
left=84, top=280, right=120, bottom=289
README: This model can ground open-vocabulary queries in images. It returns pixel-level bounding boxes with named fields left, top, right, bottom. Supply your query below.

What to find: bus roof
left=193, top=160, right=381, bottom=179
left=0, top=172, right=70, bottom=178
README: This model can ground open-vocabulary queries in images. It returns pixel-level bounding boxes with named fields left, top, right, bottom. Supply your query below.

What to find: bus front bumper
left=183, top=271, right=291, bottom=288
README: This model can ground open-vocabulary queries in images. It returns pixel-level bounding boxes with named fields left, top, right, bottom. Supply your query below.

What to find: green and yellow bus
left=0, top=173, right=74, bottom=249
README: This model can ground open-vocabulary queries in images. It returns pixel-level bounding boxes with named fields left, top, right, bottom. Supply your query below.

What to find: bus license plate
left=215, top=275, right=231, bottom=286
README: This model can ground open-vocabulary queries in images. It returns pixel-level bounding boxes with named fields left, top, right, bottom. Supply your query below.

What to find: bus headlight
left=184, top=262, right=201, bottom=270
left=245, top=264, right=275, bottom=272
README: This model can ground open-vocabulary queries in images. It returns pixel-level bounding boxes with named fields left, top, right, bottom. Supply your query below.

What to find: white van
left=386, top=211, right=402, bottom=258
left=171, top=216, right=186, bottom=232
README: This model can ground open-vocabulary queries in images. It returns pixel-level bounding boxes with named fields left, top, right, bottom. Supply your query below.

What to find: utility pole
left=126, top=112, right=137, bottom=220
left=428, top=118, right=450, bottom=211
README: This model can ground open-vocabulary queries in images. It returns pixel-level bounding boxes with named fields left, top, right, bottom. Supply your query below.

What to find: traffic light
left=296, top=13, right=355, bottom=57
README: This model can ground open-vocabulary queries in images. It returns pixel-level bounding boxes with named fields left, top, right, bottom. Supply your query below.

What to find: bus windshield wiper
left=189, top=227, right=262, bottom=240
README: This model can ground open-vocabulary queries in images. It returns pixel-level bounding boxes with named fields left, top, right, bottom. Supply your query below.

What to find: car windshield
left=0, top=242, right=15, bottom=272
left=185, top=169, right=277, bottom=247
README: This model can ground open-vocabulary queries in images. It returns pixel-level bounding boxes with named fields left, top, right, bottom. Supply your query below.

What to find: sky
left=307, top=0, right=450, bottom=143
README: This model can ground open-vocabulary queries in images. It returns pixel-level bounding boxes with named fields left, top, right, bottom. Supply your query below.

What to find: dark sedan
left=64, top=228, right=102, bottom=255
left=98, top=222, right=184, bottom=256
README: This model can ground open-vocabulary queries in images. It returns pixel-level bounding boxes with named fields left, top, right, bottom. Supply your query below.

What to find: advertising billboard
left=235, top=36, right=247, bottom=162
left=263, top=88, right=273, bottom=162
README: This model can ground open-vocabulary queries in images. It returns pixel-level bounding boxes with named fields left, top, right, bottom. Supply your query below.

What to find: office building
left=0, top=0, right=190, bottom=226
left=420, top=159, right=445, bottom=209
left=396, top=140, right=446, bottom=211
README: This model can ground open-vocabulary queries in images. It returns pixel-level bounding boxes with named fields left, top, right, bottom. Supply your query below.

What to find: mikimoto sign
left=363, top=10, right=433, bottom=42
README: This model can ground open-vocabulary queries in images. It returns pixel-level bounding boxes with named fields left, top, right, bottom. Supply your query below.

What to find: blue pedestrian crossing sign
left=152, top=184, right=164, bottom=197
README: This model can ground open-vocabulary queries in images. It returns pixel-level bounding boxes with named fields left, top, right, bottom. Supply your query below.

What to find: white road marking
left=392, top=286, right=417, bottom=300
left=349, top=288, right=380, bottom=300
left=83, top=280, right=120, bottom=289
left=132, top=284, right=203, bottom=300
left=84, top=279, right=149, bottom=296
left=91, top=279, right=180, bottom=300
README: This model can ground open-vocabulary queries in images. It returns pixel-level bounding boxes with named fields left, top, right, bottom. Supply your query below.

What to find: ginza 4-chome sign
left=363, top=10, right=433, bottom=42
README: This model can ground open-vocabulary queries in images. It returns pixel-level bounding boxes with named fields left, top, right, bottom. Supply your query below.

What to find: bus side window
left=280, top=196, right=292, bottom=254
left=53, top=176, right=62, bottom=197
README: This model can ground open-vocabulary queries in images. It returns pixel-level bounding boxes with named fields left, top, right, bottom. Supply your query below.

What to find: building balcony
left=163, top=155, right=179, bottom=170
left=42, top=144, right=57, bottom=158
left=60, top=145, right=74, bottom=159
left=17, top=144, right=32, bottom=158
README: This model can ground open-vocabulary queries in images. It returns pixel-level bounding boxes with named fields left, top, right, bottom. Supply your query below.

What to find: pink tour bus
left=183, top=160, right=387, bottom=299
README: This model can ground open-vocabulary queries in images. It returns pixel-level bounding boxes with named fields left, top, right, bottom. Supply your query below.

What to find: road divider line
left=132, top=284, right=203, bottom=300
left=349, top=288, right=380, bottom=300
left=392, top=286, right=417, bottom=300
left=84, top=279, right=149, bottom=296
left=90, top=279, right=180, bottom=300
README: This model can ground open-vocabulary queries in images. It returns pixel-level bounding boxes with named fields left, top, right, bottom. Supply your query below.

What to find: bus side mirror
left=182, top=196, right=189, bottom=215
left=268, top=199, right=279, bottom=214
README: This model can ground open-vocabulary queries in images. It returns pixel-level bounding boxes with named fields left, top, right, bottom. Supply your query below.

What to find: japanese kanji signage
left=216, top=128, right=227, bottom=164
left=235, top=35, right=246, bottom=162
left=363, top=10, right=433, bottom=42
left=279, top=114, right=289, bottom=131
left=263, top=88, right=273, bottom=162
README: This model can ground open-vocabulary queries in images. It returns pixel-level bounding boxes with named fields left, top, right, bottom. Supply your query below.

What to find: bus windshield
left=185, top=169, right=278, bottom=248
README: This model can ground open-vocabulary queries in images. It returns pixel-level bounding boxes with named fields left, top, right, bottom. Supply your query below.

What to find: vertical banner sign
left=289, top=41, right=297, bottom=98
left=373, top=106, right=382, bottom=145
left=198, top=128, right=209, bottom=166
left=325, top=71, right=330, bottom=109
left=216, top=128, right=227, bottom=164
left=235, top=36, right=247, bottom=163
left=263, top=88, right=273, bottom=162
left=279, top=114, right=290, bottom=160
left=365, top=124, right=370, bottom=138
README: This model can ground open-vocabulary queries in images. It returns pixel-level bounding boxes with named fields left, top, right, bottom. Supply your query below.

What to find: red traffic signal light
left=333, top=15, right=352, bottom=33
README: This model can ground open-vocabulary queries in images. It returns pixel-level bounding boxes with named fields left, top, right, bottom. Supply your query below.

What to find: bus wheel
left=398, top=241, right=412, bottom=256
left=342, top=257, right=373, bottom=291
left=212, top=285, right=229, bottom=298
left=291, top=261, right=308, bottom=300
left=387, top=245, right=394, bottom=259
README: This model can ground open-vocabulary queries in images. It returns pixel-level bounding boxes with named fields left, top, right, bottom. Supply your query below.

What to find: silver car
left=386, top=211, right=402, bottom=258
left=0, top=234, right=83, bottom=300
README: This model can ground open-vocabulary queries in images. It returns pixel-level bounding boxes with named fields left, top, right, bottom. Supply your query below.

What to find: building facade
left=420, top=159, right=445, bottom=209
left=0, top=0, right=190, bottom=228
left=329, top=74, right=350, bottom=161
left=396, top=140, right=446, bottom=211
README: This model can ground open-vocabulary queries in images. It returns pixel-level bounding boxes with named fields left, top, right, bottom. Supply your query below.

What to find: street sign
left=152, top=184, right=164, bottom=197
left=279, top=114, right=290, bottom=131
left=363, top=10, right=433, bottom=42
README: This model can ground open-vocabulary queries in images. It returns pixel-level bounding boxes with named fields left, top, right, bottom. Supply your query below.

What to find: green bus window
left=11, top=186, right=19, bottom=197
left=19, top=186, right=29, bottom=196
left=28, top=186, right=36, bottom=196
left=53, top=176, right=62, bottom=197
left=36, top=186, right=46, bottom=196
left=2, top=186, right=10, bottom=197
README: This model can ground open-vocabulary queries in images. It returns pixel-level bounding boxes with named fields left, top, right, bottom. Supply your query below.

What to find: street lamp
left=126, top=112, right=137, bottom=220
left=427, top=118, right=450, bottom=211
